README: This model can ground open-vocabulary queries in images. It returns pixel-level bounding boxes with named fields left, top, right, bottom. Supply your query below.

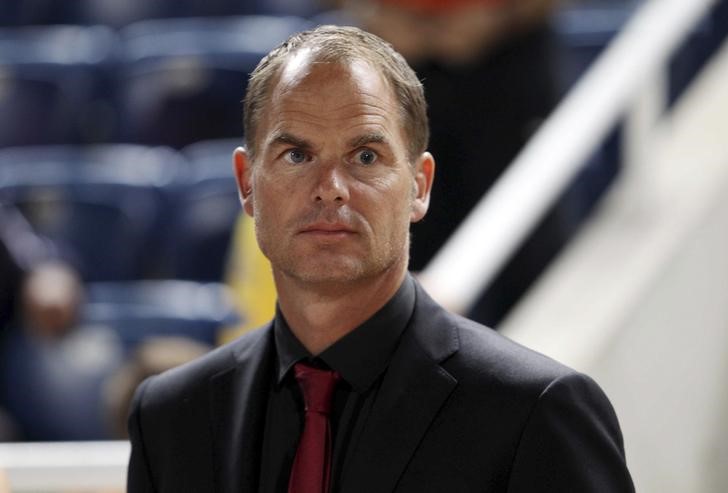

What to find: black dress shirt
left=258, top=275, right=416, bottom=492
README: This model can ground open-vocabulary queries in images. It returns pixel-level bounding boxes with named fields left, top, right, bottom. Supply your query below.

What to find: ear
left=232, top=146, right=254, bottom=217
left=410, top=151, right=435, bottom=223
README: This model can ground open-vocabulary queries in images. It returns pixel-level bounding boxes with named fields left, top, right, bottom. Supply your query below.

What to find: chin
left=289, top=263, right=367, bottom=285
left=291, top=255, right=408, bottom=288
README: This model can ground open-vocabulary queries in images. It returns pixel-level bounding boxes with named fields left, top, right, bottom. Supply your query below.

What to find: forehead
left=276, top=48, right=393, bottom=97
left=260, top=53, right=401, bottom=134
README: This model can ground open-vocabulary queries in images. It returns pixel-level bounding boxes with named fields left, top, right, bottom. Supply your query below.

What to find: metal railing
left=419, top=0, right=724, bottom=314
left=0, top=441, right=129, bottom=492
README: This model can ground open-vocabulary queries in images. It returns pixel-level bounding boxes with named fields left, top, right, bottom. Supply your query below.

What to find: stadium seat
left=0, top=0, right=82, bottom=26
left=81, top=279, right=241, bottom=350
left=0, top=145, right=184, bottom=281
left=116, top=16, right=313, bottom=148
left=160, top=138, right=243, bottom=281
left=73, top=0, right=325, bottom=28
left=0, top=25, right=118, bottom=146
left=551, top=2, right=637, bottom=95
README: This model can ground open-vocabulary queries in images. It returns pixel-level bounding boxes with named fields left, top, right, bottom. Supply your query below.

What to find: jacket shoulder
left=412, top=281, right=574, bottom=389
left=452, top=313, right=574, bottom=386
left=135, top=324, right=272, bottom=408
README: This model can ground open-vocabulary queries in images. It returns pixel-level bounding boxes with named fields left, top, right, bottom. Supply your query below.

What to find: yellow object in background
left=219, top=214, right=276, bottom=344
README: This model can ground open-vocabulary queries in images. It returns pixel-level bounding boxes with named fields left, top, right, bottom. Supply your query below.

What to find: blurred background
left=0, top=0, right=727, bottom=491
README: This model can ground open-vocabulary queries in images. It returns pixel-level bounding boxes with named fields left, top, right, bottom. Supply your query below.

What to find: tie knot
left=293, top=362, right=340, bottom=415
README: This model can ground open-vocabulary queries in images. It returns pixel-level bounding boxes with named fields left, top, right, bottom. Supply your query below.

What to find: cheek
left=253, top=175, right=285, bottom=210
left=366, top=189, right=415, bottom=232
left=253, top=182, right=302, bottom=231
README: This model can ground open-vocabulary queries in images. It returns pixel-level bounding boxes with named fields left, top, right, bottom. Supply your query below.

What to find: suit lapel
left=210, top=326, right=274, bottom=493
left=341, top=284, right=460, bottom=492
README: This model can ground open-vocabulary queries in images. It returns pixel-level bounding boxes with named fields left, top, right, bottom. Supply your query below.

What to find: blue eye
left=286, top=149, right=307, bottom=164
left=356, top=149, right=377, bottom=165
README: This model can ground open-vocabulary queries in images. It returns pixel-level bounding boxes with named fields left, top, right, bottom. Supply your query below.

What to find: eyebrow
left=269, top=132, right=313, bottom=150
left=268, top=131, right=390, bottom=151
left=348, top=133, right=388, bottom=149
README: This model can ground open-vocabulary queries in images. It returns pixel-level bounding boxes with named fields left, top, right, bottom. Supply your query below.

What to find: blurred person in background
left=19, top=262, right=85, bottom=341
left=0, top=202, right=82, bottom=440
left=0, top=201, right=86, bottom=338
left=1, top=200, right=215, bottom=440
left=0, top=201, right=119, bottom=441
left=0, top=202, right=77, bottom=334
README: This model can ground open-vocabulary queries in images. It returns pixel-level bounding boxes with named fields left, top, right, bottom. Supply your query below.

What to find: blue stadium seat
left=0, top=25, right=118, bottom=146
left=0, top=145, right=184, bottom=281
left=0, top=0, right=81, bottom=26
left=551, top=2, right=637, bottom=95
left=116, top=16, right=313, bottom=148
left=73, top=0, right=325, bottom=28
left=161, top=138, right=243, bottom=281
left=81, top=280, right=241, bottom=350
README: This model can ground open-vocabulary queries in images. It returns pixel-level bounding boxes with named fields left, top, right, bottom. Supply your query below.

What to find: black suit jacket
left=128, top=281, right=634, bottom=492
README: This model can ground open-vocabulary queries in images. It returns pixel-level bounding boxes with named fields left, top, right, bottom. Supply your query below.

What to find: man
left=127, top=26, right=634, bottom=492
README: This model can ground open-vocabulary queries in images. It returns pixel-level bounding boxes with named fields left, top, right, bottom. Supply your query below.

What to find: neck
left=275, top=266, right=408, bottom=355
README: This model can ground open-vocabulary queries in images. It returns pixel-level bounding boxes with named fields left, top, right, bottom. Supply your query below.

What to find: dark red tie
left=288, top=362, right=341, bottom=493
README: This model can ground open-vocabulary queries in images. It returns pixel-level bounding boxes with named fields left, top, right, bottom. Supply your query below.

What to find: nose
left=312, top=163, right=350, bottom=204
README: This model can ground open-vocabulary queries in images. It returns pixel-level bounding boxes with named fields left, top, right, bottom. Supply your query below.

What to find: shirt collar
left=273, top=274, right=416, bottom=392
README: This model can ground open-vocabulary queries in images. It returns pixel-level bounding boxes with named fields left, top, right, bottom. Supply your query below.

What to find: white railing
left=0, top=441, right=129, bottom=492
left=419, top=0, right=721, bottom=314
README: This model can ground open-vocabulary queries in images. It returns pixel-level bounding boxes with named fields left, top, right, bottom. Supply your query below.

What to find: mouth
left=298, top=223, right=357, bottom=237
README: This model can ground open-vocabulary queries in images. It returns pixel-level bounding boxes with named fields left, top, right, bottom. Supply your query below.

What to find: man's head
left=233, top=26, right=434, bottom=289
left=243, top=25, right=429, bottom=163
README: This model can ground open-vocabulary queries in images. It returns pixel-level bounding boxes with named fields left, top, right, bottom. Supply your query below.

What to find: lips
left=299, top=222, right=356, bottom=235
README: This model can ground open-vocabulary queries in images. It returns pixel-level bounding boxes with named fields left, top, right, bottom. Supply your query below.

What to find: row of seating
left=2, top=11, right=315, bottom=441
left=1, top=0, right=325, bottom=28
left=0, top=140, right=242, bottom=282
left=0, top=140, right=244, bottom=440
left=3, top=5, right=676, bottom=150
left=0, top=16, right=315, bottom=148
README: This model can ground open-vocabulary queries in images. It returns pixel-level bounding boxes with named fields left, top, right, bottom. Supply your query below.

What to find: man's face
left=234, top=55, right=433, bottom=287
